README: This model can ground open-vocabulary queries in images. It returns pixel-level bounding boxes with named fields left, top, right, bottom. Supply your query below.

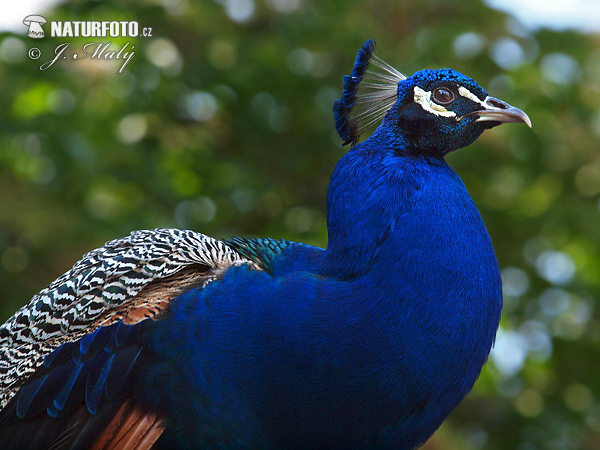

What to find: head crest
left=333, top=40, right=406, bottom=146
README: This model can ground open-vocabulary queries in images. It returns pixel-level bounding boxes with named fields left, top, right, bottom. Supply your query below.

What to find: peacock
left=0, top=39, right=531, bottom=449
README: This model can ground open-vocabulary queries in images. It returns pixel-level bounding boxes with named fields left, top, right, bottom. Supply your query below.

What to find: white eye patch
left=413, top=86, right=456, bottom=118
left=458, top=86, right=486, bottom=107
left=458, top=86, right=509, bottom=113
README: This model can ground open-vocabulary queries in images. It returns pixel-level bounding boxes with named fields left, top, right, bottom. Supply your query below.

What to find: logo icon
left=23, top=15, right=47, bottom=39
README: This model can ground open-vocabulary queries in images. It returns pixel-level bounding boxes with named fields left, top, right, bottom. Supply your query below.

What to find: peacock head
left=333, top=40, right=531, bottom=156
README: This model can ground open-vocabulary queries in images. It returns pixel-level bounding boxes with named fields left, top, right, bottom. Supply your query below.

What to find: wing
left=0, top=228, right=256, bottom=410
left=0, top=229, right=300, bottom=449
left=0, top=320, right=162, bottom=450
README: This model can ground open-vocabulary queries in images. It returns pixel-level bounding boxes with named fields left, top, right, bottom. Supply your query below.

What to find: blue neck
left=320, top=131, right=432, bottom=277
left=321, top=133, right=499, bottom=286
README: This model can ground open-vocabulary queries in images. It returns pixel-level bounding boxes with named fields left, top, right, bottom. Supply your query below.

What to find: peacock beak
left=472, top=96, right=532, bottom=128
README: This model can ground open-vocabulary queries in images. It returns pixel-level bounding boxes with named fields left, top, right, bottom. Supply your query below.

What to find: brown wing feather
left=103, top=264, right=216, bottom=325
left=92, top=401, right=164, bottom=450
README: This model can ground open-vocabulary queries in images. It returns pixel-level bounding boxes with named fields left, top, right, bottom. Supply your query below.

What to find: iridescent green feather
left=222, top=237, right=294, bottom=272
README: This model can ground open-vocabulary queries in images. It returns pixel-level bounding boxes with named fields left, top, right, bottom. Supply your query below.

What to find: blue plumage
left=0, top=40, right=532, bottom=449
left=10, top=323, right=140, bottom=421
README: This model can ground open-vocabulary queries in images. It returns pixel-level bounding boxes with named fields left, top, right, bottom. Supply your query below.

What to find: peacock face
left=391, top=68, right=531, bottom=155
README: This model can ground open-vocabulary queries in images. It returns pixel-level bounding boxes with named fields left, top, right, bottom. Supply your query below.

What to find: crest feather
left=333, top=40, right=406, bottom=146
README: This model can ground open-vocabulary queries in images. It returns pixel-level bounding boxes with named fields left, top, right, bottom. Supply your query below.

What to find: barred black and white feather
left=333, top=39, right=406, bottom=146
left=0, top=228, right=256, bottom=409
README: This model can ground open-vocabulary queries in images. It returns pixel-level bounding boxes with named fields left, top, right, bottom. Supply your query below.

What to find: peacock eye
left=432, top=87, right=455, bottom=105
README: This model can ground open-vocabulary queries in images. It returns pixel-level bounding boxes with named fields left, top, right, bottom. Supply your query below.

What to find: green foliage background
left=0, top=0, right=599, bottom=448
